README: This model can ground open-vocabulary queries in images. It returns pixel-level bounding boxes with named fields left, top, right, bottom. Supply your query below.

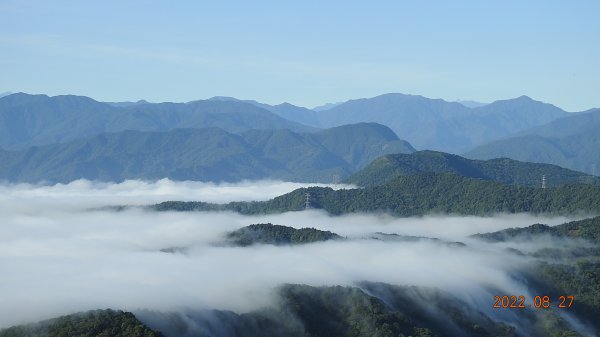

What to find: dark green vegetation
left=0, top=310, right=163, bottom=337
left=152, top=173, right=600, bottom=216
left=466, top=108, right=600, bottom=175
left=370, top=232, right=467, bottom=247
left=471, top=216, right=600, bottom=334
left=537, top=261, right=600, bottom=329
left=9, top=283, right=585, bottom=337
left=138, top=284, right=516, bottom=337
left=472, top=216, right=600, bottom=244
left=315, top=94, right=568, bottom=152
left=346, top=151, right=599, bottom=187
left=0, top=123, right=413, bottom=183
left=0, top=93, right=315, bottom=150
left=138, top=283, right=582, bottom=337
left=225, top=223, right=341, bottom=246
left=274, top=283, right=516, bottom=337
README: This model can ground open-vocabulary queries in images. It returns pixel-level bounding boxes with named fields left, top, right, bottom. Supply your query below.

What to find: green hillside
left=0, top=123, right=414, bottom=183
left=471, top=216, right=600, bottom=331
left=38, top=283, right=583, bottom=337
left=0, top=310, right=163, bottom=337
left=472, top=216, right=600, bottom=244
left=152, top=173, right=600, bottom=216
left=225, top=223, right=342, bottom=246
left=346, top=151, right=598, bottom=187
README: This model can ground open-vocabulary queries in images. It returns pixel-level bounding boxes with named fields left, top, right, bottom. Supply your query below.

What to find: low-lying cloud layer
left=0, top=178, right=353, bottom=208
left=0, top=179, right=586, bottom=330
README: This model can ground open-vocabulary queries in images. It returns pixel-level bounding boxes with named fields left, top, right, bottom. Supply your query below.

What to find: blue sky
left=1, top=0, right=598, bottom=111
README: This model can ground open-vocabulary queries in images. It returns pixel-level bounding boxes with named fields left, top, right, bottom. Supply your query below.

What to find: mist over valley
left=1, top=180, right=599, bottom=336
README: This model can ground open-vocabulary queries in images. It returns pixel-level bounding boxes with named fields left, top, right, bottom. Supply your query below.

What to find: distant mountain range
left=455, top=99, right=488, bottom=108
left=103, top=99, right=152, bottom=107
left=0, top=123, right=414, bottom=183
left=312, top=101, right=342, bottom=111
left=207, top=96, right=322, bottom=127
left=212, top=93, right=575, bottom=153
left=1, top=91, right=597, bottom=182
left=0, top=93, right=315, bottom=150
left=466, top=108, right=600, bottom=174
left=314, top=94, right=570, bottom=153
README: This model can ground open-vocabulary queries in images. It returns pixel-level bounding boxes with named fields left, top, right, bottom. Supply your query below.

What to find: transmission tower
left=305, top=191, right=311, bottom=209
left=332, top=174, right=340, bottom=185
left=541, top=175, right=547, bottom=189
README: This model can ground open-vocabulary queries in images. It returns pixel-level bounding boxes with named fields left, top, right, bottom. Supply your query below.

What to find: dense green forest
left=346, top=151, right=599, bottom=187
left=137, top=283, right=535, bottom=337
left=471, top=216, right=600, bottom=334
left=16, top=283, right=584, bottom=337
left=0, top=310, right=163, bottom=337
left=537, top=261, right=600, bottom=328
left=225, top=223, right=342, bottom=246
left=151, top=173, right=600, bottom=216
left=0, top=123, right=414, bottom=183
left=472, top=216, right=600, bottom=243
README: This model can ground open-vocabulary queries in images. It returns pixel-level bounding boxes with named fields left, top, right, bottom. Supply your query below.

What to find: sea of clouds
left=0, top=179, right=587, bottom=330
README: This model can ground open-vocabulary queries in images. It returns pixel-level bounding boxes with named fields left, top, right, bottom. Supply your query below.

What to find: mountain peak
left=275, top=102, right=295, bottom=108
left=515, top=95, right=534, bottom=102
left=207, top=96, right=240, bottom=102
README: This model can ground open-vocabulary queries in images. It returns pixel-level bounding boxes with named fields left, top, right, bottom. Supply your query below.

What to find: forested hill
left=0, top=310, right=163, bottom=337
left=151, top=173, right=600, bottom=216
left=2, top=282, right=592, bottom=337
left=0, top=123, right=414, bottom=183
left=346, top=150, right=599, bottom=187
left=225, top=223, right=342, bottom=246
left=472, top=216, right=600, bottom=243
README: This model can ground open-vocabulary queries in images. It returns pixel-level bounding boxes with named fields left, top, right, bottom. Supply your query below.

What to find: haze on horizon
left=1, top=0, right=599, bottom=111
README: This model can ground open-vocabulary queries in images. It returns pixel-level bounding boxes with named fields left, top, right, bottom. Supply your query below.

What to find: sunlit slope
left=0, top=123, right=413, bottom=183
left=153, top=173, right=600, bottom=216
left=347, top=151, right=599, bottom=187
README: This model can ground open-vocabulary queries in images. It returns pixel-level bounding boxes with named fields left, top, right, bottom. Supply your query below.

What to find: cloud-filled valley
left=3, top=4, right=600, bottom=336
left=1, top=179, right=595, bottom=336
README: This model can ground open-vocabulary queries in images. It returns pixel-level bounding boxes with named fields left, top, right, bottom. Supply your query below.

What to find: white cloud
left=0, top=180, right=588, bottom=331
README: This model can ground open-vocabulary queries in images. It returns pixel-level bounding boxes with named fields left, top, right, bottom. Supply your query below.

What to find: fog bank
left=0, top=180, right=586, bottom=330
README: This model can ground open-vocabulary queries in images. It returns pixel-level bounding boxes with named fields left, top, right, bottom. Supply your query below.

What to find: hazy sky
left=1, top=0, right=598, bottom=110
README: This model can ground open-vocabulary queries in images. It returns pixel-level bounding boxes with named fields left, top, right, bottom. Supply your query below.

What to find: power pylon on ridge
left=332, top=174, right=340, bottom=185
left=541, top=175, right=547, bottom=189
left=305, top=191, right=311, bottom=209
